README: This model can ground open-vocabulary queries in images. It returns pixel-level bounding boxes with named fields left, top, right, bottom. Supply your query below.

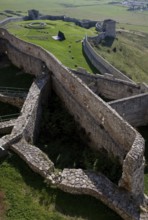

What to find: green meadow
left=6, top=20, right=97, bottom=72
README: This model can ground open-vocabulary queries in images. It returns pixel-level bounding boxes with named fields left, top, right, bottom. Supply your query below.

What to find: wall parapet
left=71, top=69, right=148, bottom=100
left=0, top=17, right=23, bottom=27
left=83, top=36, right=134, bottom=82
left=109, top=93, right=148, bottom=127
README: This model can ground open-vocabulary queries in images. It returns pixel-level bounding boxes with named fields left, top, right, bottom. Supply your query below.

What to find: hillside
left=91, top=31, right=148, bottom=83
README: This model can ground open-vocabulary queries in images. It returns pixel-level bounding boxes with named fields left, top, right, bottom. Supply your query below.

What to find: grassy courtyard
left=6, top=20, right=97, bottom=72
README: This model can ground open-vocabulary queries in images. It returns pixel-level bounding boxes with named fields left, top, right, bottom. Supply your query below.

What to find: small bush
left=113, top=47, right=117, bottom=52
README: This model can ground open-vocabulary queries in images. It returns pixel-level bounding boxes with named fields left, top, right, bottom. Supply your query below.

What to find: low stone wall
left=11, top=139, right=54, bottom=178
left=12, top=73, right=50, bottom=144
left=83, top=36, right=133, bottom=82
left=0, top=17, right=23, bottom=27
left=34, top=15, right=97, bottom=29
left=58, top=169, right=140, bottom=220
left=71, top=69, right=148, bottom=100
left=109, top=93, right=148, bottom=127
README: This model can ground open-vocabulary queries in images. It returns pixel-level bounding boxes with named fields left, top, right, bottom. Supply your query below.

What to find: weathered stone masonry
left=0, top=28, right=148, bottom=220
left=83, top=35, right=134, bottom=82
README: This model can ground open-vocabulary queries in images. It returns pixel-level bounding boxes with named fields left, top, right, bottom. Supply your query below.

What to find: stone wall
left=109, top=93, right=148, bottom=127
left=71, top=69, right=148, bottom=100
left=83, top=36, right=133, bottom=82
left=12, top=73, right=50, bottom=144
left=0, top=93, right=26, bottom=108
left=32, top=14, right=97, bottom=29
left=0, top=28, right=146, bottom=211
left=0, top=39, right=43, bottom=76
left=0, top=17, right=23, bottom=27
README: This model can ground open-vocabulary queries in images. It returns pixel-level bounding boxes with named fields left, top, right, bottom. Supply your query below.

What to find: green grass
left=91, top=32, right=148, bottom=83
left=6, top=20, right=97, bottom=72
left=117, top=23, right=148, bottom=33
left=0, top=153, right=122, bottom=220
left=0, top=0, right=148, bottom=29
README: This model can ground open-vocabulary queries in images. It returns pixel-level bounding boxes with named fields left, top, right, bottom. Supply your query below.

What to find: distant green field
left=6, top=20, right=97, bottom=72
left=0, top=0, right=148, bottom=32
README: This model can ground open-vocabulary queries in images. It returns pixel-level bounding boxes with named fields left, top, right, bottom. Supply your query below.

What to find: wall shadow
left=82, top=48, right=101, bottom=74
left=101, top=37, right=115, bottom=47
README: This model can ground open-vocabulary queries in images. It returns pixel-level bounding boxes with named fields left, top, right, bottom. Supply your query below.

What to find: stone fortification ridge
left=0, top=10, right=97, bottom=29
left=0, top=17, right=23, bottom=27
left=71, top=69, right=148, bottom=127
left=71, top=68, right=148, bottom=100
left=83, top=36, right=134, bottom=82
left=27, top=9, right=98, bottom=29
left=0, top=26, right=147, bottom=219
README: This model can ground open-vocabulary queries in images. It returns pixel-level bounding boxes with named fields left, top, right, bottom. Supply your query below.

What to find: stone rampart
left=71, top=69, right=148, bottom=100
left=0, top=17, right=23, bottom=27
left=109, top=93, right=148, bottom=127
left=0, top=39, right=43, bottom=76
left=12, top=73, right=50, bottom=144
left=33, top=14, right=97, bottom=29
left=0, top=28, right=146, bottom=217
left=83, top=36, right=133, bottom=82
left=0, top=93, right=25, bottom=108
left=58, top=169, right=140, bottom=220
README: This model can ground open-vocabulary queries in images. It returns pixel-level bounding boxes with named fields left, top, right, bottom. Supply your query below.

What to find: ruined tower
left=102, top=19, right=116, bottom=38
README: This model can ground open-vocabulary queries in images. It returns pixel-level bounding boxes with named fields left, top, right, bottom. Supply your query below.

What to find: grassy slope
left=92, top=32, right=148, bottom=83
left=0, top=154, right=122, bottom=220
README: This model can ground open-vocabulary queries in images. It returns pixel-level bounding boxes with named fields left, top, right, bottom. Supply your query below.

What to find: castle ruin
left=0, top=16, right=148, bottom=220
